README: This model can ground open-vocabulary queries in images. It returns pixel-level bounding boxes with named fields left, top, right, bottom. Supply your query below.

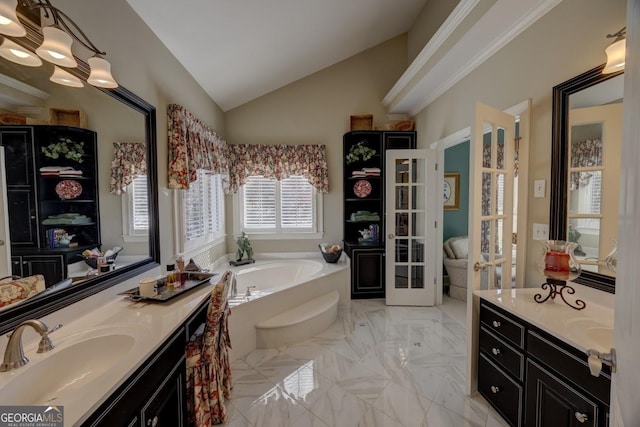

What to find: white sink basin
left=565, top=318, right=614, bottom=350
left=0, top=325, right=149, bottom=405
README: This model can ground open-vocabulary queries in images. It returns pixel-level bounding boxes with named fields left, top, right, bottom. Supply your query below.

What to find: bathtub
left=212, top=253, right=350, bottom=359
left=233, top=259, right=324, bottom=295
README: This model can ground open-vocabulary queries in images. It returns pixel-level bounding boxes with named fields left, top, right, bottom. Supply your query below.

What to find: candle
left=544, top=250, right=570, bottom=280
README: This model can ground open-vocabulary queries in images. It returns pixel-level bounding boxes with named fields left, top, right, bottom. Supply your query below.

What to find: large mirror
left=550, top=64, right=623, bottom=293
left=0, top=21, right=160, bottom=332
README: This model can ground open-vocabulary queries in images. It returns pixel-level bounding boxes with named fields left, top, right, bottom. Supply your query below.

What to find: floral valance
left=110, top=142, right=147, bottom=195
left=570, top=138, right=602, bottom=190
left=167, top=105, right=329, bottom=194
left=167, top=104, right=230, bottom=191
left=228, top=144, right=329, bottom=193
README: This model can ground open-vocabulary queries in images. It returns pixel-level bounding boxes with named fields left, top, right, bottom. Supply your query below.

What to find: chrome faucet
left=245, top=285, right=256, bottom=297
left=0, top=320, right=62, bottom=372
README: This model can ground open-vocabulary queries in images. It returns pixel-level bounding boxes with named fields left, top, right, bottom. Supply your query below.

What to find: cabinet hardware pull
left=492, top=320, right=501, bottom=328
left=575, top=412, right=588, bottom=423
left=491, top=348, right=501, bottom=356
left=490, top=385, right=500, bottom=394
left=148, top=416, right=159, bottom=426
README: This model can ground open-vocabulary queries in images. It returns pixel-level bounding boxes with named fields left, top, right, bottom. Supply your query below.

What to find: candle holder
left=535, top=240, right=586, bottom=310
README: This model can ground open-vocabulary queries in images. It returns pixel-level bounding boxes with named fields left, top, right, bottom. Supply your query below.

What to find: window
left=176, top=169, right=225, bottom=254
left=121, top=174, right=148, bottom=242
left=235, top=175, right=323, bottom=239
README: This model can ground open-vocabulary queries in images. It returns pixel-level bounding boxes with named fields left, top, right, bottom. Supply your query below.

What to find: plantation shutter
left=243, top=176, right=276, bottom=228
left=131, top=174, right=149, bottom=232
left=281, top=176, right=313, bottom=228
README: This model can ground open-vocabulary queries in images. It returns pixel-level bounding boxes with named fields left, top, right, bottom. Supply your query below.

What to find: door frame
left=429, top=100, right=531, bottom=306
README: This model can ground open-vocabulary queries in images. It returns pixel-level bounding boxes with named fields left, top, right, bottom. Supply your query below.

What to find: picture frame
left=443, top=173, right=460, bottom=210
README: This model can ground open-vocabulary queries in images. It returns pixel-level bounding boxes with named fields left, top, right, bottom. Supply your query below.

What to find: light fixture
left=0, top=37, right=41, bottom=66
left=0, top=0, right=117, bottom=87
left=87, top=56, right=117, bottom=88
left=0, top=0, right=25, bottom=37
left=603, top=27, right=626, bottom=74
left=49, top=65, right=82, bottom=87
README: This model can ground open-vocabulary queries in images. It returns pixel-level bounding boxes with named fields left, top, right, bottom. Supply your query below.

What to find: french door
left=385, top=149, right=436, bottom=306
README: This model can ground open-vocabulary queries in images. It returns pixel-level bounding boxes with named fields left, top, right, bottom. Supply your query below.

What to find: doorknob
left=388, top=234, right=395, bottom=239
left=0, top=240, right=4, bottom=246
left=473, top=262, right=489, bottom=272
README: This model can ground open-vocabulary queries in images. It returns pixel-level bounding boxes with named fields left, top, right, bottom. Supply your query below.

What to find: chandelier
left=0, top=0, right=117, bottom=88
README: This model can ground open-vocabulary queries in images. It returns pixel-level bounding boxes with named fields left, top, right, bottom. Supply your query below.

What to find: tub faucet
left=0, top=320, right=62, bottom=372
left=245, top=285, right=256, bottom=297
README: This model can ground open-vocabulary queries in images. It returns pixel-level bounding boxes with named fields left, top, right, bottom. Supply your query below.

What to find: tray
left=120, top=271, right=219, bottom=302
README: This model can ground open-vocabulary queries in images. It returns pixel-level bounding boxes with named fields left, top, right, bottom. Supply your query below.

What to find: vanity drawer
left=480, top=302, right=525, bottom=348
left=480, top=326, right=524, bottom=380
left=478, top=352, right=523, bottom=427
left=527, top=329, right=611, bottom=405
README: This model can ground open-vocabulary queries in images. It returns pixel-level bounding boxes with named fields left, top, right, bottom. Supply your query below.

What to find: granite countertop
left=474, top=287, right=614, bottom=354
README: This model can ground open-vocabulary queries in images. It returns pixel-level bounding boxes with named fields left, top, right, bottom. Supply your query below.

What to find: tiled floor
left=223, top=297, right=509, bottom=427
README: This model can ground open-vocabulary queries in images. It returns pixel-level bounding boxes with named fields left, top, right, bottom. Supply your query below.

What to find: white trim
left=386, top=0, right=561, bottom=115
left=0, top=73, right=49, bottom=99
left=383, top=0, right=480, bottom=106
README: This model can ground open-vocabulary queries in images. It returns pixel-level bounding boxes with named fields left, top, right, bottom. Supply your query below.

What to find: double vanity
left=475, top=288, right=614, bottom=427
left=0, top=269, right=215, bottom=426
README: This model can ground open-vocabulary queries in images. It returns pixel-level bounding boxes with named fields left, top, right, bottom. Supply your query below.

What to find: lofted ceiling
left=126, top=0, right=429, bottom=112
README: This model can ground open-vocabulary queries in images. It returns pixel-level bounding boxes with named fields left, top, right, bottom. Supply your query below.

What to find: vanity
left=475, top=288, right=613, bottom=427
left=0, top=271, right=214, bottom=427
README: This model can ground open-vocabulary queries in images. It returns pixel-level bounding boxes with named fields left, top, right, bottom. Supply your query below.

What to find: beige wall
left=407, top=0, right=460, bottom=62
left=54, top=0, right=228, bottom=265
left=412, top=0, right=626, bottom=286
left=224, top=35, right=408, bottom=253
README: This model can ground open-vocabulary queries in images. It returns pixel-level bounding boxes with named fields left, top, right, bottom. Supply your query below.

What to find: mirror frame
left=0, top=22, right=160, bottom=334
left=550, top=63, right=623, bottom=293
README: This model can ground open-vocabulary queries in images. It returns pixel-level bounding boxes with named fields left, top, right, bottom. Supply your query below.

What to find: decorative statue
left=230, top=232, right=255, bottom=266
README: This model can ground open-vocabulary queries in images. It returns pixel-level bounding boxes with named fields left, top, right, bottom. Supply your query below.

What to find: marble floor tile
left=225, top=300, right=507, bottom=427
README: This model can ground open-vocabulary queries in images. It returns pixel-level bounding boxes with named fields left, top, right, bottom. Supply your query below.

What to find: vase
left=535, top=240, right=585, bottom=310
left=538, top=240, right=582, bottom=281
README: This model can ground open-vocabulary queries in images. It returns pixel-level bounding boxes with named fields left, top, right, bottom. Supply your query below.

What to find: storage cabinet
left=478, top=300, right=611, bottom=427
left=342, top=131, right=415, bottom=298
left=0, top=125, right=101, bottom=286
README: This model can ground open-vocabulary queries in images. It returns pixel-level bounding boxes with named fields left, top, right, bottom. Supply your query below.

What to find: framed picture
left=443, top=173, right=460, bottom=210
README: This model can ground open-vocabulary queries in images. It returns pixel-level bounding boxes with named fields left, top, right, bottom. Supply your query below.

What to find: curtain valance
left=168, top=104, right=230, bottom=191
left=228, top=144, right=329, bottom=193
left=110, top=142, right=147, bottom=195
left=167, top=105, right=329, bottom=194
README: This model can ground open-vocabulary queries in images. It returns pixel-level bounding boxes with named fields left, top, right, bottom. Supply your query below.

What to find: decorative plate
left=55, top=179, right=82, bottom=200
left=353, top=179, right=372, bottom=198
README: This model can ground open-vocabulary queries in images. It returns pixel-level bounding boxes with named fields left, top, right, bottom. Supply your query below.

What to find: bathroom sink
left=565, top=318, right=614, bottom=350
left=0, top=329, right=141, bottom=405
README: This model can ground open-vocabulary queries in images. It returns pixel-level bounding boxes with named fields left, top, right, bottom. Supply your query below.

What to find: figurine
left=230, top=232, right=255, bottom=266
left=359, top=229, right=372, bottom=241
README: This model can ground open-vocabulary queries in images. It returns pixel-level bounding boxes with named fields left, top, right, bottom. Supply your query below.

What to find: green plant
left=346, top=141, right=376, bottom=164
left=41, top=136, right=85, bottom=163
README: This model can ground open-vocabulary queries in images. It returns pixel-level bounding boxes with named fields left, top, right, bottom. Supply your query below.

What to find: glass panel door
left=385, top=149, right=435, bottom=306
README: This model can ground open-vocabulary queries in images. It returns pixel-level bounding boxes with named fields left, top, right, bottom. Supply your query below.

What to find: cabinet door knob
left=490, top=385, right=500, bottom=394
left=575, top=412, right=588, bottom=423
left=492, top=320, right=501, bottom=328
left=491, top=347, right=501, bottom=356
left=147, top=416, right=159, bottom=427
left=388, top=233, right=395, bottom=239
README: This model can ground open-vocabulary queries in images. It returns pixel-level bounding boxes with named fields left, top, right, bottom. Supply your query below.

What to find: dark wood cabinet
left=140, top=360, right=185, bottom=427
left=343, top=131, right=415, bottom=298
left=478, top=300, right=611, bottom=427
left=0, top=125, right=101, bottom=286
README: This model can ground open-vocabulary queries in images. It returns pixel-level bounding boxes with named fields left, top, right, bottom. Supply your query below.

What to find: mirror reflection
left=567, top=74, right=623, bottom=277
left=0, top=52, right=152, bottom=311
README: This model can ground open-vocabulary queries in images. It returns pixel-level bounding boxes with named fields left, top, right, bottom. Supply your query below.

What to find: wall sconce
left=0, top=0, right=117, bottom=88
left=603, top=27, right=626, bottom=74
